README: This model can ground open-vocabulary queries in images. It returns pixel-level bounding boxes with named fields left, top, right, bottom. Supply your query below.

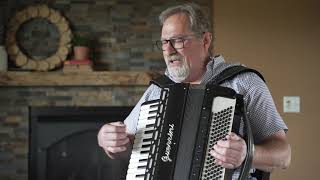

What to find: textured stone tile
left=4, top=116, right=22, bottom=126
left=0, top=128, right=14, bottom=138
left=28, top=100, right=51, bottom=106
left=0, top=151, right=14, bottom=161
left=53, top=100, right=74, bottom=106
left=77, top=91, right=99, bottom=97
left=46, top=90, right=76, bottom=96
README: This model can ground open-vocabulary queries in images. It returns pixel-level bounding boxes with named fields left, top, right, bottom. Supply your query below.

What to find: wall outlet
left=283, top=96, right=300, bottom=113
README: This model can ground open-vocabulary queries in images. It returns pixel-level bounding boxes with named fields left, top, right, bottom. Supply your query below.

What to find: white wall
left=213, top=0, right=320, bottom=179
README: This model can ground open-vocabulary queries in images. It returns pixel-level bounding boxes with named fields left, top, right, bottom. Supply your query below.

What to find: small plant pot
left=73, top=46, right=89, bottom=60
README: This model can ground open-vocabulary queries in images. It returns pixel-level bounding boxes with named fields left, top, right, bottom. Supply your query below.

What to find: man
left=97, top=3, right=291, bottom=179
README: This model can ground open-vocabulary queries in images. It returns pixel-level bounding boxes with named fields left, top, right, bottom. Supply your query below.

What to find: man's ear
left=203, top=32, right=212, bottom=50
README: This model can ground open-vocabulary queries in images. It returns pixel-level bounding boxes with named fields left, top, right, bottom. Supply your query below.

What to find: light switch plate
left=283, top=96, right=300, bottom=113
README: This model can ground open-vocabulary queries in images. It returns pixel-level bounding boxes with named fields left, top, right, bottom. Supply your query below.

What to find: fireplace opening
left=29, top=106, right=133, bottom=180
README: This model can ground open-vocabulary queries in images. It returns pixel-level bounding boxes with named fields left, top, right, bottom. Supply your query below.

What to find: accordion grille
left=201, top=97, right=236, bottom=180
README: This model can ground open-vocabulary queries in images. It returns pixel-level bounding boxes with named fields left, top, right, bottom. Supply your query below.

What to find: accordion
left=126, top=83, right=253, bottom=180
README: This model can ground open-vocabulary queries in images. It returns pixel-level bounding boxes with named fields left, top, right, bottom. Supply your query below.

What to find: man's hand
left=210, top=132, right=247, bottom=169
left=97, top=121, right=132, bottom=159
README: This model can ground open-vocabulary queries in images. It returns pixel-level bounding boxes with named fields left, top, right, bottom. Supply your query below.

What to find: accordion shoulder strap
left=150, top=66, right=265, bottom=88
left=150, top=74, right=175, bottom=88
left=210, top=65, right=265, bottom=85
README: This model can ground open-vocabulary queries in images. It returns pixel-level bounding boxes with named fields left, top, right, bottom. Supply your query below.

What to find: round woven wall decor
left=5, top=4, right=72, bottom=71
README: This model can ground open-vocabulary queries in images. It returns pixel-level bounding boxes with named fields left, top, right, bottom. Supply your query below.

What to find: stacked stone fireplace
left=0, top=83, right=148, bottom=180
left=0, top=1, right=213, bottom=179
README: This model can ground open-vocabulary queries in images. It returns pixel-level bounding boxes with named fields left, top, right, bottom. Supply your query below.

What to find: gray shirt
left=124, top=55, right=287, bottom=179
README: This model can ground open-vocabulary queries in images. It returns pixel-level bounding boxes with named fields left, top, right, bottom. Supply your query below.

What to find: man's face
left=161, top=13, right=208, bottom=83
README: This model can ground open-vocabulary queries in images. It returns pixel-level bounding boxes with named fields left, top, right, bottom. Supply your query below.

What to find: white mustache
left=166, top=54, right=183, bottom=62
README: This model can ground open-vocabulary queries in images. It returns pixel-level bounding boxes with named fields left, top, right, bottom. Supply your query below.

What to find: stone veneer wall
left=0, top=0, right=213, bottom=179
left=0, top=0, right=212, bottom=70
left=0, top=85, right=147, bottom=180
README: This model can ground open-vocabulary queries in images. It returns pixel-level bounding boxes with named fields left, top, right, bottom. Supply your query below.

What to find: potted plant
left=72, top=35, right=91, bottom=61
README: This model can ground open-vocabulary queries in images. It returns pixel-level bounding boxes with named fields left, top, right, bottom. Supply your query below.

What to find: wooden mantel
left=0, top=71, right=160, bottom=86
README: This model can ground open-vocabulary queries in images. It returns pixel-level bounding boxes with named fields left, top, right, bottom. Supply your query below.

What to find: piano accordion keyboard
left=126, top=100, right=160, bottom=180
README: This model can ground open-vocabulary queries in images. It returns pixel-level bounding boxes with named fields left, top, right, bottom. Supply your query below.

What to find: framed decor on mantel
left=5, top=4, right=72, bottom=71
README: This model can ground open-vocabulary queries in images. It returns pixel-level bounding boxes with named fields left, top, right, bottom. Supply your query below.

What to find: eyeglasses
left=155, top=35, right=198, bottom=51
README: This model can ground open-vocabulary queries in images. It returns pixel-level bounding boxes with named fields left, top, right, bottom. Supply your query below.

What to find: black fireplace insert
left=29, top=106, right=133, bottom=180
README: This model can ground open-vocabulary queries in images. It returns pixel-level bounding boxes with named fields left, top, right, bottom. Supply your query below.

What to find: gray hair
left=159, top=3, right=212, bottom=37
